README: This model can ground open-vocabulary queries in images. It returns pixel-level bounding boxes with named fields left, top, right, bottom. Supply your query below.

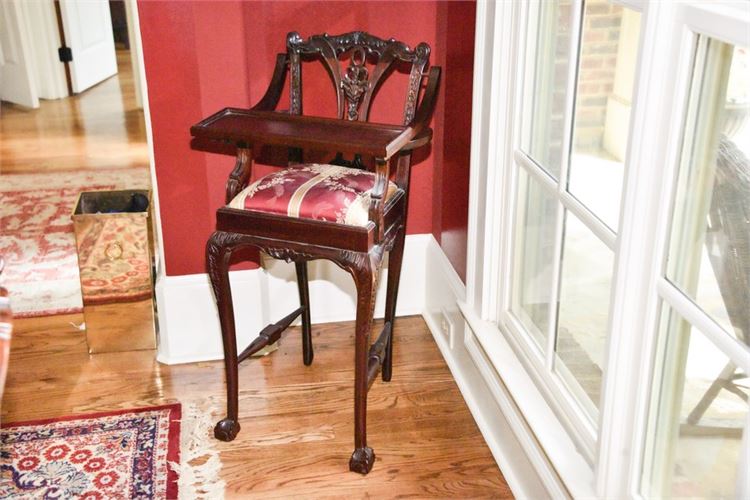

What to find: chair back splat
left=287, top=31, right=430, bottom=125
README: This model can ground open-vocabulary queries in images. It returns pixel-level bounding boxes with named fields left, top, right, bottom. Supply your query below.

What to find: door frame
left=126, top=0, right=166, bottom=278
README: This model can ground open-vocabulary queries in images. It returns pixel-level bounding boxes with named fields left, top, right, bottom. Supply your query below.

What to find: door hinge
left=58, top=46, right=73, bottom=63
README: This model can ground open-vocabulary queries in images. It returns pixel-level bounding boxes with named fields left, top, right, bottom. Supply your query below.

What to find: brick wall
left=573, top=0, right=623, bottom=153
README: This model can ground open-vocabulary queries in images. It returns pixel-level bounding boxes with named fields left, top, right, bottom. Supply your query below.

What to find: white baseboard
left=154, top=234, right=429, bottom=364
left=421, top=236, right=558, bottom=500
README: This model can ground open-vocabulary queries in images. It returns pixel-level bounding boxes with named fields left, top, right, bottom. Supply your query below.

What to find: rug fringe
left=169, top=403, right=226, bottom=499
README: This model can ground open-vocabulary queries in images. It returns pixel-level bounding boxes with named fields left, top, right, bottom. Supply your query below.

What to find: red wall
left=138, top=1, right=474, bottom=281
left=434, top=1, right=475, bottom=282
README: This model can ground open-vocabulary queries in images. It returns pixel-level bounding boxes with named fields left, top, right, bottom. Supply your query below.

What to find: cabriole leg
left=207, top=231, right=241, bottom=441
left=349, top=257, right=376, bottom=474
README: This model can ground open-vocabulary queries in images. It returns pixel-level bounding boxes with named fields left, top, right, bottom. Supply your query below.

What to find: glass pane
left=568, top=2, right=642, bottom=231
left=642, top=305, right=748, bottom=498
left=555, top=212, right=614, bottom=414
left=667, top=39, right=750, bottom=344
left=511, top=169, right=558, bottom=348
left=520, top=0, right=573, bottom=179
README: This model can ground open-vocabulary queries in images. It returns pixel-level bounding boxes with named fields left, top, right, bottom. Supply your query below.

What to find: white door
left=58, top=0, right=118, bottom=93
left=0, top=0, right=40, bottom=108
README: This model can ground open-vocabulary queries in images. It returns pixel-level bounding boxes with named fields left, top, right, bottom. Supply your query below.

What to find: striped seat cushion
left=228, top=164, right=399, bottom=227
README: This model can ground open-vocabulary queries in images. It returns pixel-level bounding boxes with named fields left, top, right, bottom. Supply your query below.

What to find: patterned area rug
left=0, top=405, right=180, bottom=499
left=0, top=403, right=224, bottom=499
left=0, top=169, right=150, bottom=317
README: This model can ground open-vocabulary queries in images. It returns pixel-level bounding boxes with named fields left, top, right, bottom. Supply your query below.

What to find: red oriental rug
left=0, top=169, right=150, bottom=318
left=0, top=405, right=181, bottom=499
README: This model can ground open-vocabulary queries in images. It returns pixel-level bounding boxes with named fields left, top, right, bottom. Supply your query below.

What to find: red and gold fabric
left=228, top=164, right=400, bottom=227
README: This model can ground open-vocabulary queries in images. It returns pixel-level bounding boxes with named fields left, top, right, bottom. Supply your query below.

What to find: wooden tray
left=191, top=108, right=412, bottom=159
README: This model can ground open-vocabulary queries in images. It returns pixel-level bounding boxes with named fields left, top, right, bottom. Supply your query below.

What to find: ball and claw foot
left=349, top=446, right=375, bottom=474
left=214, top=418, right=240, bottom=442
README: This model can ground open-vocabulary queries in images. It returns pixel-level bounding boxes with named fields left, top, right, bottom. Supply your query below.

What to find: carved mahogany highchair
left=190, top=31, right=440, bottom=474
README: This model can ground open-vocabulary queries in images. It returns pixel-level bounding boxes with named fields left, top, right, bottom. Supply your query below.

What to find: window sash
left=500, top=0, right=633, bottom=459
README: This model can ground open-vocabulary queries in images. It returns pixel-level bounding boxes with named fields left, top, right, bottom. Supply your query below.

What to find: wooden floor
left=3, top=314, right=512, bottom=498
left=0, top=50, right=148, bottom=175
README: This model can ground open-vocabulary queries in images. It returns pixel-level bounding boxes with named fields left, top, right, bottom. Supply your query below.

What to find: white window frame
left=463, top=0, right=750, bottom=497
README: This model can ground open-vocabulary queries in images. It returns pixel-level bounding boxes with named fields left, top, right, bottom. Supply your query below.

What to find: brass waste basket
left=71, top=190, right=156, bottom=353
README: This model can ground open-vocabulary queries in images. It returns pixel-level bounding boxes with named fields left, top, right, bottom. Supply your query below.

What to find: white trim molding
left=129, top=1, right=166, bottom=278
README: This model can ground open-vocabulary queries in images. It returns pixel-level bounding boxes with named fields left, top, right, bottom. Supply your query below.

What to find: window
left=465, top=0, right=750, bottom=497
left=510, top=0, right=643, bottom=451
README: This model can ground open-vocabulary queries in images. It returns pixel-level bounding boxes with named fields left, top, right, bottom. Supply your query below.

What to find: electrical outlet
left=439, top=307, right=456, bottom=349
left=441, top=317, right=450, bottom=336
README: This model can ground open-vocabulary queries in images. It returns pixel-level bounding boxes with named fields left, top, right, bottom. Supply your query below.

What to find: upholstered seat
left=228, top=163, right=400, bottom=227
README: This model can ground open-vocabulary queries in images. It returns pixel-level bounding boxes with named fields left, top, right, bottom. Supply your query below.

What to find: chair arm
left=224, top=54, right=288, bottom=203
left=399, top=128, right=433, bottom=152
left=368, top=66, right=441, bottom=240
left=250, top=53, right=288, bottom=112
